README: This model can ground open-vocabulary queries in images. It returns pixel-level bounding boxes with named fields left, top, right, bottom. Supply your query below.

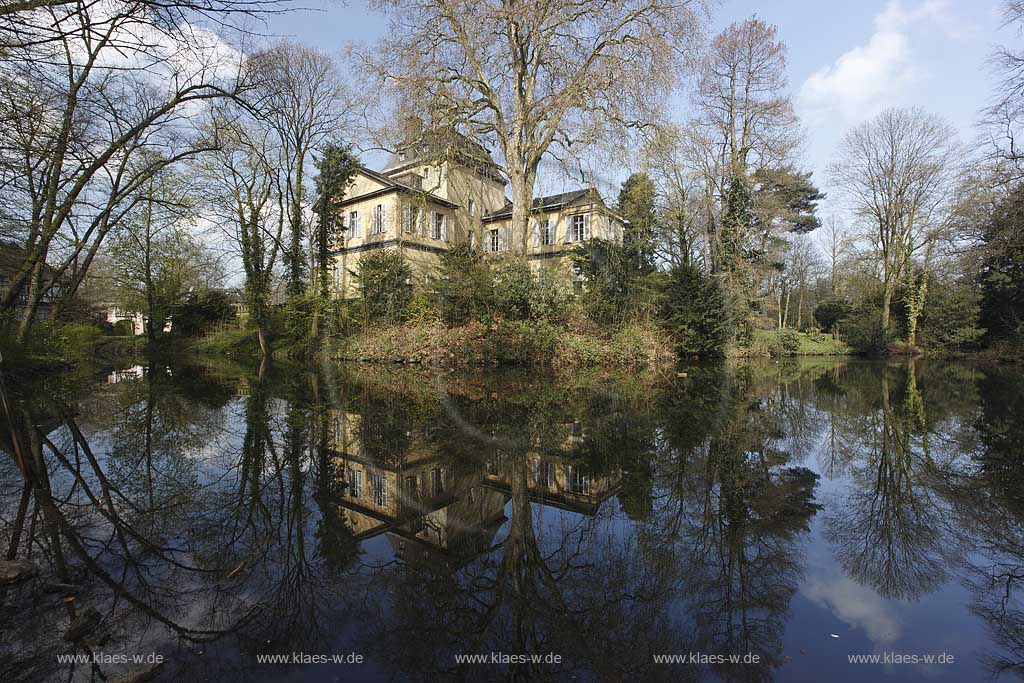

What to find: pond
left=1, top=358, right=1022, bottom=682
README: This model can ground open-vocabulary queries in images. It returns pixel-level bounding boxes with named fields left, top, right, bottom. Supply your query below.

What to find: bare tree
left=249, top=42, right=349, bottom=297
left=0, top=0, right=246, bottom=342
left=357, top=0, right=705, bottom=255
left=686, top=16, right=802, bottom=285
left=829, top=108, right=960, bottom=336
left=694, top=17, right=799, bottom=179
left=981, top=1, right=1024, bottom=181
left=820, top=215, right=851, bottom=296
left=199, top=112, right=285, bottom=357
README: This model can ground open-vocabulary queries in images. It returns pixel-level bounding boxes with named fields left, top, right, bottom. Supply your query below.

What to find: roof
left=482, top=189, right=600, bottom=222
left=382, top=127, right=501, bottom=176
left=338, top=166, right=460, bottom=210
left=0, top=240, right=58, bottom=280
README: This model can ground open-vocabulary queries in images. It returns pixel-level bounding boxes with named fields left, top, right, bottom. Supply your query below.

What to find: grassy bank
left=730, top=328, right=851, bottom=358
left=337, top=318, right=676, bottom=369
left=1, top=322, right=145, bottom=374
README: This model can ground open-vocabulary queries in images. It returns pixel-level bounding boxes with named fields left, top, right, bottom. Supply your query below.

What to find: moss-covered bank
left=336, top=318, right=677, bottom=369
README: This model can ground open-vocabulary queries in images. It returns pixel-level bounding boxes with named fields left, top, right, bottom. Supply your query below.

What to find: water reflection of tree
left=930, top=369, right=1024, bottom=677
left=330, top=375, right=691, bottom=681
left=823, top=363, right=960, bottom=601
left=0, top=361, right=363, bottom=680
left=639, top=366, right=821, bottom=682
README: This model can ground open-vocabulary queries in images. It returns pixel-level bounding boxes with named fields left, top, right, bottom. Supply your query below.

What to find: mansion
left=330, top=135, right=627, bottom=299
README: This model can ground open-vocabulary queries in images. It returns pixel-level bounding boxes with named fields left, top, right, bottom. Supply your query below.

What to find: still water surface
left=1, top=358, right=1022, bottom=682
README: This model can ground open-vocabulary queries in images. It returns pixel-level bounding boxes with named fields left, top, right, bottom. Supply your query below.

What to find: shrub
left=435, top=244, right=495, bottom=325
left=492, top=257, right=534, bottom=320
left=919, top=278, right=985, bottom=352
left=405, top=288, right=439, bottom=325
left=357, top=249, right=413, bottom=325
left=814, top=298, right=852, bottom=333
left=657, top=265, right=732, bottom=358
left=529, top=267, right=571, bottom=322
left=171, top=290, right=235, bottom=337
left=841, top=303, right=889, bottom=355
left=771, top=328, right=801, bottom=356
left=111, top=319, right=135, bottom=337
left=572, top=238, right=654, bottom=325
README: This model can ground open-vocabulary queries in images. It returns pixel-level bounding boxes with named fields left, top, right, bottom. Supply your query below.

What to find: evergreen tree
left=616, top=172, right=658, bottom=271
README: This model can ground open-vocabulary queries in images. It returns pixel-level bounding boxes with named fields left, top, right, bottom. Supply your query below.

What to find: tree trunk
left=796, top=286, right=805, bottom=330
left=257, top=327, right=269, bottom=358
left=881, top=278, right=895, bottom=337
left=508, top=169, right=536, bottom=257
left=14, top=262, right=44, bottom=344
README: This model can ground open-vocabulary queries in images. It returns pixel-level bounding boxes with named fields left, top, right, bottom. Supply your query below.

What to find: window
left=540, top=219, right=552, bottom=246
left=572, top=213, right=590, bottom=242
left=537, top=461, right=555, bottom=488
left=431, top=467, right=445, bottom=496
left=431, top=212, right=445, bottom=240
left=403, top=206, right=420, bottom=234
left=371, top=473, right=388, bottom=507
left=403, top=475, right=418, bottom=499
left=489, top=229, right=501, bottom=253
left=348, top=210, right=361, bottom=238
left=567, top=465, right=591, bottom=495
left=370, top=204, right=385, bottom=234
left=469, top=199, right=476, bottom=216
left=347, top=468, right=363, bottom=498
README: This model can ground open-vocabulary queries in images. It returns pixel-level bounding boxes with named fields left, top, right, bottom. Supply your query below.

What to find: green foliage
left=814, top=298, right=852, bottom=333
left=771, top=328, right=801, bottom=356
left=719, top=174, right=752, bottom=271
left=572, top=238, right=653, bottom=325
left=313, top=142, right=360, bottom=299
left=491, top=257, right=571, bottom=322
left=980, top=183, right=1024, bottom=345
left=751, top=166, right=825, bottom=234
left=280, top=293, right=317, bottom=346
left=841, top=301, right=890, bottom=355
left=616, top=172, right=658, bottom=269
left=170, top=290, right=235, bottom=337
left=434, top=244, right=496, bottom=324
left=112, top=319, right=135, bottom=337
left=357, top=249, right=413, bottom=325
left=919, top=278, right=985, bottom=352
left=193, top=325, right=260, bottom=357
left=491, top=257, right=534, bottom=320
left=529, top=267, right=571, bottom=322
left=657, top=264, right=732, bottom=358
left=25, top=322, right=105, bottom=362
left=405, top=288, right=439, bottom=325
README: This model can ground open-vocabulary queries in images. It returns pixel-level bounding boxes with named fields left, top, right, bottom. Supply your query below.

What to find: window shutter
left=504, top=226, right=512, bottom=251
left=583, top=213, right=591, bottom=240
left=566, top=216, right=574, bottom=243
left=354, top=211, right=361, bottom=237
left=531, top=221, right=539, bottom=248
left=382, top=205, right=387, bottom=234
left=443, top=214, right=449, bottom=241
left=402, top=206, right=410, bottom=233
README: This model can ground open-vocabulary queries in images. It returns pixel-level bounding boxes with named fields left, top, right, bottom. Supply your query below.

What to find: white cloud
left=798, top=0, right=975, bottom=126
left=802, top=574, right=903, bottom=646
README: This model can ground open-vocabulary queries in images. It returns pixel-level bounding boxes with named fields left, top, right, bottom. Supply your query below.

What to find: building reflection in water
left=326, top=408, right=624, bottom=568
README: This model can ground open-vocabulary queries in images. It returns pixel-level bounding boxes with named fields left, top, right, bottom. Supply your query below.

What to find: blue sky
left=264, top=0, right=1008, bottom=216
